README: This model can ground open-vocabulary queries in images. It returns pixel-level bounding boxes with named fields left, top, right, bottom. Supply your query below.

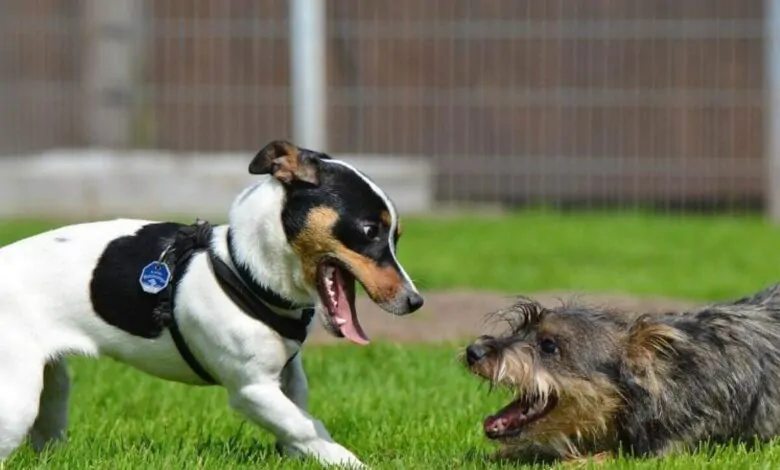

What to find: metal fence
left=0, top=0, right=769, bottom=213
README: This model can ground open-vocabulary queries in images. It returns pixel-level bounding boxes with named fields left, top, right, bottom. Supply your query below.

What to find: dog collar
left=208, top=246, right=315, bottom=344
left=226, top=229, right=311, bottom=312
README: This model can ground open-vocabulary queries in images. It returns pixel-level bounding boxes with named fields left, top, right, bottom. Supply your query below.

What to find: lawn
left=3, top=211, right=780, bottom=469
left=4, top=210, right=779, bottom=302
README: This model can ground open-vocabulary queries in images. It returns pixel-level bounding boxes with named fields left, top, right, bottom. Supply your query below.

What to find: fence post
left=290, top=0, right=328, bottom=151
left=767, top=0, right=780, bottom=220
left=83, top=0, right=144, bottom=149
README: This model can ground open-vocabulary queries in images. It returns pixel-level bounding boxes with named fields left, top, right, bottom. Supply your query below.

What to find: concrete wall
left=0, top=150, right=433, bottom=220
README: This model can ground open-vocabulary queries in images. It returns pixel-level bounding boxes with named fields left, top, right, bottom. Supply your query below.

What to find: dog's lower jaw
left=273, top=262, right=313, bottom=307
left=315, top=302, right=343, bottom=338
left=376, top=293, right=418, bottom=316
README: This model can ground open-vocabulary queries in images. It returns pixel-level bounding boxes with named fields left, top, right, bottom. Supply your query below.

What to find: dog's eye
left=539, top=338, right=558, bottom=355
left=361, top=223, right=380, bottom=240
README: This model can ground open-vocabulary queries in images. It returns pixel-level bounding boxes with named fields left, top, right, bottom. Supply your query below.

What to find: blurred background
left=4, top=4, right=780, bottom=467
left=0, top=0, right=773, bottom=220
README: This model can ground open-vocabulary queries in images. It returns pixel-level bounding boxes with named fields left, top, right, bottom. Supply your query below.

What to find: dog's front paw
left=317, top=444, right=366, bottom=469
left=336, top=459, right=368, bottom=470
left=275, top=441, right=367, bottom=469
left=275, top=441, right=305, bottom=459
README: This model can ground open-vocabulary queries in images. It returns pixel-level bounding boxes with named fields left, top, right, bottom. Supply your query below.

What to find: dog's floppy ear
left=622, top=315, right=687, bottom=397
left=625, top=315, right=685, bottom=364
left=249, top=140, right=321, bottom=185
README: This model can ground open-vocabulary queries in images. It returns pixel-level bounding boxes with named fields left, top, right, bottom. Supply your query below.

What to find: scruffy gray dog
left=464, top=284, right=780, bottom=463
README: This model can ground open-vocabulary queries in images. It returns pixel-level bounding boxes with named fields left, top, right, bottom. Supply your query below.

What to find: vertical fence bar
left=766, top=0, right=780, bottom=220
left=83, top=0, right=143, bottom=149
left=289, top=0, right=327, bottom=151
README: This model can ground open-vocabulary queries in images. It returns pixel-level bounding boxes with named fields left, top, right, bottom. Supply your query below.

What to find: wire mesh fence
left=0, top=0, right=767, bottom=213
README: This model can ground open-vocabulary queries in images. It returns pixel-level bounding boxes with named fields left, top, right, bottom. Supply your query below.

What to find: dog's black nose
left=466, top=344, right=488, bottom=366
left=407, top=292, right=424, bottom=312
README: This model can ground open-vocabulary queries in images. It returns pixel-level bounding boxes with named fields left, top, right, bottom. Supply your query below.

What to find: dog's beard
left=315, top=261, right=369, bottom=345
left=479, top=355, right=622, bottom=460
left=483, top=356, right=559, bottom=441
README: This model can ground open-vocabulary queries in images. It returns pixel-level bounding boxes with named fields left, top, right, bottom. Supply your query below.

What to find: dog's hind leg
left=0, top=353, right=45, bottom=459
left=29, top=358, right=70, bottom=452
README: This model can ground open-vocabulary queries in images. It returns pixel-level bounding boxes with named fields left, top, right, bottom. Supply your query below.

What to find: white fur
left=0, top=171, right=390, bottom=468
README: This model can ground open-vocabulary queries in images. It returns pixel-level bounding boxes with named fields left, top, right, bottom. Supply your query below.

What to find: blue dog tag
left=139, top=261, right=171, bottom=294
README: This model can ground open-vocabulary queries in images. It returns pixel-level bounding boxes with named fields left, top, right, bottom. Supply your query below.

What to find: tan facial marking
left=380, top=210, right=392, bottom=228
left=289, top=206, right=339, bottom=285
left=380, top=209, right=404, bottom=240
left=290, top=206, right=403, bottom=302
left=334, top=249, right=402, bottom=301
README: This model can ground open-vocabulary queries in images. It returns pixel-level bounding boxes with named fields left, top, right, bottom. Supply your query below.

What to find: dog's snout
left=406, top=292, right=424, bottom=312
left=466, top=343, right=488, bottom=366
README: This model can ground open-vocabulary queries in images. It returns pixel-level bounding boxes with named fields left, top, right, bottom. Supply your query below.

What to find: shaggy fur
left=464, top=284, right=780, bottom=463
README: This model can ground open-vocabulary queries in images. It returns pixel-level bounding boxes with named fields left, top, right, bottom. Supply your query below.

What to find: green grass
left=4, top=211, right=780, bottom=469
left=7, top=210, right=780, bottom=301
left=395, top=210, right=780, bottom=302
left=8, top=347, right=780, bottom=470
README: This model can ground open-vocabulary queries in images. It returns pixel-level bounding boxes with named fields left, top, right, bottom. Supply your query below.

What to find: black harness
left=155, top=221, right=314, bottom=385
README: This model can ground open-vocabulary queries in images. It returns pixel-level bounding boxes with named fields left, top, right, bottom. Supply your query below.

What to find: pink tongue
left=484, top=401, right=526, bottom=436
left=333, top=269, right=370, bottom=345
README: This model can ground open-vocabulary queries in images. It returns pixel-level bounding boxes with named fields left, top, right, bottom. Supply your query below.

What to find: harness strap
left=226, top=229, right=310, bottom=311
left=155, top=220, right=313, bottom=386
left=207, top=250, right=314, bottom=344
left=168, top=320, right=217, bottom=384
left=157, top=220, right=219, bottom=385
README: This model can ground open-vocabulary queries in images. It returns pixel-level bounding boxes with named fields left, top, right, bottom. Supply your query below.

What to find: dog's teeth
left=532, top=398, right=547, bottom=413
left=335, top=317, right=347, bottom=325
left=324, top=276, right=337, bottom=302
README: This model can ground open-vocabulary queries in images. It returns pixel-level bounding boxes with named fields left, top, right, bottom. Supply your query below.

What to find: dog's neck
left=225, top=177, right=312, bottom=307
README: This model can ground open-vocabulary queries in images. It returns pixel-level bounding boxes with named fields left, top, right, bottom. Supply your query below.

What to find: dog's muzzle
left=466, top=343, right=489, bottom=366
left=378, top=285, right=424, bottom=316
left=403, top=290, right=424, bottom=313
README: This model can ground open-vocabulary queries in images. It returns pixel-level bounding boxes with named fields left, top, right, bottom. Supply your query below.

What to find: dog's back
left=620, top=295, right=780, bottom=453
left=0, top=219, right=160, bottom=356
left=724, top=282, right=780, bottom=308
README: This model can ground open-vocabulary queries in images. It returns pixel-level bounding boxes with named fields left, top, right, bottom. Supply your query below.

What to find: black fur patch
left=90, top=222, right=189, bottom=338
left=281, top=161, right=396, bottom=267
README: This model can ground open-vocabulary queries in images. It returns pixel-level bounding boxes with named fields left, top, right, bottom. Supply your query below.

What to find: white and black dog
left=0, top=140, right=422, bottom=468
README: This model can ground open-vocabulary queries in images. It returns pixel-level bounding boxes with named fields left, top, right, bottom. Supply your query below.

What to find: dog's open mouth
left=316, top=260, right=369, bottom=345
left=484, top=392, right=558, bottom=440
